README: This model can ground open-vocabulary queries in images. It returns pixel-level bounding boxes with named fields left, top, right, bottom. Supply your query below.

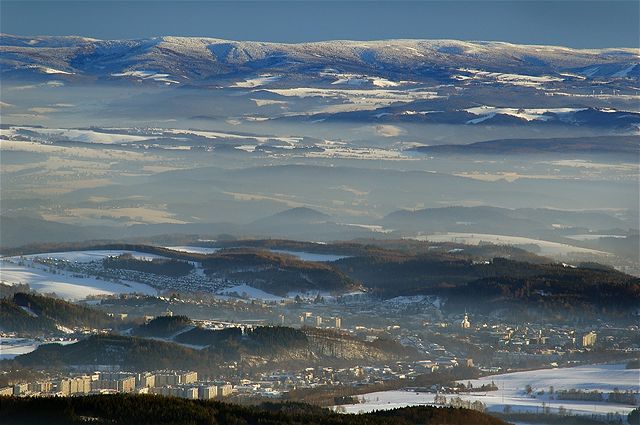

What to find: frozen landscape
left=0, top=337, right=78, bottom=360
left=339, top=363, right=639, bottom=418
left=0, top=248, right=350, bottom=302
left=0, top=3, right=639, bottom=423
left=0, top=251, right=164, bottom=300
left=0, top=260, right=158, bottom=300
left=413, top=233, right=610, bottom=256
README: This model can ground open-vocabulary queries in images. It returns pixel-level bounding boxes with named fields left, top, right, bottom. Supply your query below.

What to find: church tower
left=461, top=311, right=471, bottom=329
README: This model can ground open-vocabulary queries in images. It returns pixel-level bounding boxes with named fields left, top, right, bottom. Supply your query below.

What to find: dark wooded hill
left=9, top=324, right=418, bottom=373
left=0, top=292, right=120, bottom=335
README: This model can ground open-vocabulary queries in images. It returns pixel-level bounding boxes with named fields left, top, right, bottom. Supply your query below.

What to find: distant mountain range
left=2, top=204, right=636, bottom=258
left=310, top=106, right=640, bottom=131
left=383, top=205, right=629, bottom=231
left=3, top=34, right=638, bottom=133
left=410, top=136, right=640, bottom=155
left=251, top=206, right=332, bottom=227
left=2, top=34, right=638, bottom=84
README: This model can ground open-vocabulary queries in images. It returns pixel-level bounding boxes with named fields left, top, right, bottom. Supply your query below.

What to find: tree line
left=0, top=394, right=509, bottom=425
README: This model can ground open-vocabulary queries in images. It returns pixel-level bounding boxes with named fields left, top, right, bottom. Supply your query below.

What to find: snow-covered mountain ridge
left=1, top=34, right=638, bottom=84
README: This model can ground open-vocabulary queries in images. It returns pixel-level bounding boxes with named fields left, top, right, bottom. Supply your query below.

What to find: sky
left=1, top=1, right=639, bottom=48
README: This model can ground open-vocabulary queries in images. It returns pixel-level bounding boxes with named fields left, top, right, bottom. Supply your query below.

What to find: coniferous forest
left=0, top=394, right=508, bottom=425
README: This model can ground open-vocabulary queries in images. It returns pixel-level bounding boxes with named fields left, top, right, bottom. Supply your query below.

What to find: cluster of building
left=287, top=311, right=342, bottom=329
left=282, top=300, right=637, bottom=372
left=21, top=255, right=637, bottom=373
left=4, top=258, right=638, bottom=405
left=1, top=370, right=232, bottom=400
left=290, top=296, right=638, bottom=367
left=2, top=357, right=468, bottom=401
left=10, top=256, right=226, bottom=295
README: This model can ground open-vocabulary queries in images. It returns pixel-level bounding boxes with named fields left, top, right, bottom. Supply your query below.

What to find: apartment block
left=198, top=385, right=218, bottom=399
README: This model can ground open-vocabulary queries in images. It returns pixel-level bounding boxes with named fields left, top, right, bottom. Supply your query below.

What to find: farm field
left=339, top=363, right=639, bottom=418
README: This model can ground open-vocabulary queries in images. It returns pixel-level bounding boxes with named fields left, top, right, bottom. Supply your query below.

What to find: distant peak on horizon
left=2, top=33, right=637, bottom=51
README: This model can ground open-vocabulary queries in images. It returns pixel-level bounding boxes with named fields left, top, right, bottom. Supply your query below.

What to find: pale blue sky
left=1, top=1, right=638, bottom=48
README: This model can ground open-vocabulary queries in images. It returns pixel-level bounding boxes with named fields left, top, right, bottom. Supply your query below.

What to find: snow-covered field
left=165, top=245, right=221, bottom=254
left=6, top=126, right=153, bottom=144
left=233, top=74, right=282, bottom=88
left=464, top=105, right=585, bottom=123
left=0, top=262, right=158, bottom=300
left=217, top=283, right=283, bottom=302
left=0, top=250, right=161, bottom=300
left=111, top=70, right=180, bottom=84
left=411, top=232, right=609, bottom=256
left=565, top=234, right=627, bottom=241
left=454, top=69, right=564, bottom=88
left=467, top=363, right=638, bottom=394
left=165, top=246, right=347, bottom=262
left=270, top=250, right=348, bottom=262
left=266, top=87, right=441, bottom=113
left=0, top=337, right=78, bottom=360
left=339, top=364, right=639, bottom=418
left=0, top=248, right=348, bottom=302
left=164, top=128, right=302, bottom=145
left=325, top=72, right=402, bottom=88
left=304, top=145, right=411, bottom=160
left=13, top=250, right=167, bottom=263
left=2, top=125, right=305, bottom=152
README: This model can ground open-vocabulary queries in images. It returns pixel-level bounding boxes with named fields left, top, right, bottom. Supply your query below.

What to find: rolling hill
left=11, top=324, right=418, bottom=371
left=0, top=292, right=118, bottom=335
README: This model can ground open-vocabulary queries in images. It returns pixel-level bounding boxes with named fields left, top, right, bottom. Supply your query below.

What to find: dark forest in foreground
left=0, top=394, right=507, bottom=425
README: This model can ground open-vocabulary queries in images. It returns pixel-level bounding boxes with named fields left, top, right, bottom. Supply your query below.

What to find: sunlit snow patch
left=164, top=246, right=221, bottom=254
left=338, top=364, right=638, bottom=417
left=0, top=337, right=78, bottom=360
left=464, top=105, right=587, bottom=123
left=111, top=70, right=180, bottom=84
left=233, top=75, right=282, bottom=88
left=217, top=284, right=283, bottom=302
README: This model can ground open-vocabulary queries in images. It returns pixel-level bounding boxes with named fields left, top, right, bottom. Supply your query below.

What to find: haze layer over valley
left=1, top=34, right=638, bottom=274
